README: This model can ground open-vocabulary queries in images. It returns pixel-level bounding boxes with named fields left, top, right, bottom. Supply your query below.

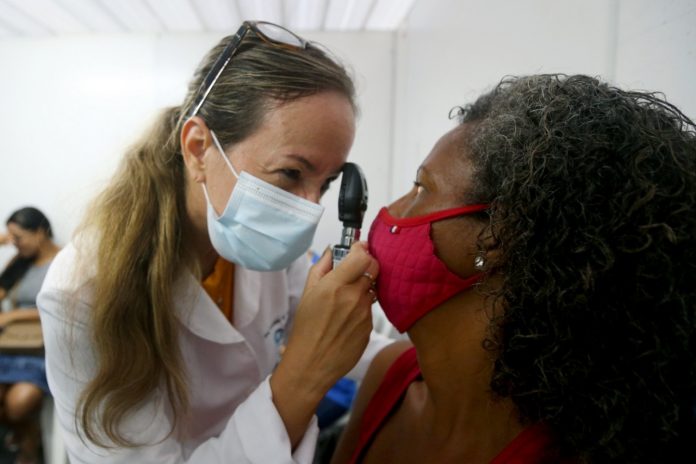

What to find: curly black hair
left=456, top=75, right=696, bottom=462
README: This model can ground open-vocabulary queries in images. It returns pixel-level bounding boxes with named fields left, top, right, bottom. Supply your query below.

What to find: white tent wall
left=2, top=1, right=694, bottom=265
left=391, top=0, right=696, bottom=203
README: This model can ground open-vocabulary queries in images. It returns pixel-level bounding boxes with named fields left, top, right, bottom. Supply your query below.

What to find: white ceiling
left=0, top=0, right=417, bottom=38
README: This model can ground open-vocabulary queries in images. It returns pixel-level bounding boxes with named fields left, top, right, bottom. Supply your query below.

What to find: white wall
left=0, top=31, right=395, bottom=260
left=392, top=0, right=696, bottom=202
left=392, top=0, right=617, bottom=199
left=613, top=0, right=696, bottom=118
left=1, top=0, right=694, bottom=272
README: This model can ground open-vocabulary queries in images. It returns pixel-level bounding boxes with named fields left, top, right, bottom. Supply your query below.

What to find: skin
left=180, top=91, right=380, bottom=448
left=332, top=125, right=525, bottom=463
left=0, top=222, right=60, bottom=461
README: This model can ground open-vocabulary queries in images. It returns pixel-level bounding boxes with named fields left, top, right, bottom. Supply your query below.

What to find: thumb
left=306, top=246, right=332, bottom=289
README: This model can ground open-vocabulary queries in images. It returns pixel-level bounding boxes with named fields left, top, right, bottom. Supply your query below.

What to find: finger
left=357, top=286, right=378, bottom=308
left=330, top=241, right=377, bottom=284
left=365, top=258, right=379, bottom=283
left=367, top=287, right=378, bottom=304
left=306, top=247, right=332, bottom=289
left=356, top=259, right=379, bottom=292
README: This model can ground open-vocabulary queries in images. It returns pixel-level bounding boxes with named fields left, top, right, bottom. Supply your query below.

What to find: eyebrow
left=417, top=165, right=431, bottom=180
left=286, top=154, right=344, bottom=177
left=286, top=154, right=316, bottom=173
left=417, top=165, right=441, bottom=192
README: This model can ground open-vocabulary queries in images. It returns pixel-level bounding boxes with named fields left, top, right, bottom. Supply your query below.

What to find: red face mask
left=367, top=204, right=489, bottom=333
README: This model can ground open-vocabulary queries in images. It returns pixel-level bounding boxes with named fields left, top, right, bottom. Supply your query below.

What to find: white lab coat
left=37, top=242, right=390, bottom=463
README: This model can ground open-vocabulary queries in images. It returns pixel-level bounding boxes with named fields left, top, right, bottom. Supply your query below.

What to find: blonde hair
left=76, top=32, right=355, bottom=447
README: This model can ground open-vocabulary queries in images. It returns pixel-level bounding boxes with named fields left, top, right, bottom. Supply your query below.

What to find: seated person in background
left=331, top=74, right=696, bottom=463
left=0, top=207, right=60, bottom=464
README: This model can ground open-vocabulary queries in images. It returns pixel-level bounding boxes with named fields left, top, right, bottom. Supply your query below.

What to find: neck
left=34, top=240, right=58, bottom=265
left=185, top=175, right=219, bottom=279
left=407, top=288, right=524, bottom=456
left=198, top=242, right=219, bottom=279
left=185, top=207, right=218, bottom=279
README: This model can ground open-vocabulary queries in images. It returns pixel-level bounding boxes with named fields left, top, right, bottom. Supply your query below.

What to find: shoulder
left=331, top=340, right=413, bottom=464
left=362, top=340, right=416, bottom=394
left=42, top=242, right=82, bottom=291
left=43, top=238, right=99, bottom=291
left=39, top=241, right=96, bottom=325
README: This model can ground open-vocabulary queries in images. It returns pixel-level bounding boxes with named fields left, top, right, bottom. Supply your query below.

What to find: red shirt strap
left=349, top=347, right=420, bottom=463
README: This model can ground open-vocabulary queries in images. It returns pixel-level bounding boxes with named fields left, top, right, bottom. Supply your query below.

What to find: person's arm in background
left=0, top=232, right=9, bottom=301
left=0, top=308, right=40, bottom=326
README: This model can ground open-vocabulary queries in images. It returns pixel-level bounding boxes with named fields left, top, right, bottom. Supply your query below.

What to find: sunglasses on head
left=186, top=21, right=309, bottom=119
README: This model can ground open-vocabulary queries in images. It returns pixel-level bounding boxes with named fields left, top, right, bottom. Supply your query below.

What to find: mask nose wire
left=210, top=130, right=240, bottom=178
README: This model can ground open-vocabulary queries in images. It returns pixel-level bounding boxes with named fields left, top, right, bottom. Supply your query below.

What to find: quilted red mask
left=367, top=204, right=489, bottom=332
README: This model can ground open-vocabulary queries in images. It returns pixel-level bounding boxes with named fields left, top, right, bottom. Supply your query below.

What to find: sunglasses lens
left=255, top=23, right=305, bottom=48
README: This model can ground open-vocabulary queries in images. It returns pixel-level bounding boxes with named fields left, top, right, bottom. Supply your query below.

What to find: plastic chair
left=40, top=397, right=67, bottom=464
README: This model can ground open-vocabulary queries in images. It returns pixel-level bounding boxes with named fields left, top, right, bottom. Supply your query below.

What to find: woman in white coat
left=37, top=21, right=387, bottom=463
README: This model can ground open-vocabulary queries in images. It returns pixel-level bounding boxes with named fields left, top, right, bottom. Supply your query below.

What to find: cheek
left=430, top=221, right=479, bottom=277
left=16, top=241, right=34, bottom=256
left=205, top=156, right=237, bottom=216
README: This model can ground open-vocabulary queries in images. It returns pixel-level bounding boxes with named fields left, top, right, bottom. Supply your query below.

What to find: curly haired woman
left=331, top=74, right=696, bottom=463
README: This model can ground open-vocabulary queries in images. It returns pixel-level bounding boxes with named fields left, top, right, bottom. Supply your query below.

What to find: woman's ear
left=181, top=116, right=212, bottom=183
left=474, top=221, right=501, bottom=272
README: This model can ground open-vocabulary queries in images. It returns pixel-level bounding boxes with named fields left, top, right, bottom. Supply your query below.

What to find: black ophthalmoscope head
left=338, top=162, right=368, bottom=230
left=332, top=163, right=368, bottom=267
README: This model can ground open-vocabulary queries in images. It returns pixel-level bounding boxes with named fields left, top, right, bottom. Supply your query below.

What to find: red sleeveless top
left=349, top=347, right=556, bottom=463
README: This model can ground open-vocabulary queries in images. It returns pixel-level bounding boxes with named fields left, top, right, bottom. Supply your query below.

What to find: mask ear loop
left=202, top=130, right=240, bottom=217
left=210, top=130, right=240, bottom=178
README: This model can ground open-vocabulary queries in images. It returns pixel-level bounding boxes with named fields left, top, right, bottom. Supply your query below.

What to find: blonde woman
left=38, top=21, right=388, bottom=463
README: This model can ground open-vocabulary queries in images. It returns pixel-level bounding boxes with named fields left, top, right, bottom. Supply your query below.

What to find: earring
left=474, top=253, right=486, bottom=271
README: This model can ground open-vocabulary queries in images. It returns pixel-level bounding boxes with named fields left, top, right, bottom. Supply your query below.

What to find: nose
left=297, top=188, right=321, bottom=205
left=306, top=189, right=322, bottom=204
left=387, top=192, right=411, bottom=218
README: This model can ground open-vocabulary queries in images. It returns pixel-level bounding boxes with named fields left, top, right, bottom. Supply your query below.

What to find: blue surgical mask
left=203, top=130, right=324, bottom=271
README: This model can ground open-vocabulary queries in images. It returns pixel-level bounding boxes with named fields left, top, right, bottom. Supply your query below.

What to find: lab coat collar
left=232, top=264, right=262, bottom=329
left=171, top=271, right=245, bottom=344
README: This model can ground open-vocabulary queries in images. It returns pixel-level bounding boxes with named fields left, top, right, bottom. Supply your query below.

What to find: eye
left=280, top=169, right=301, bottom=181
left=320, top=176, right=340, bottom=195
left=413, top=181, right=425, bottom=195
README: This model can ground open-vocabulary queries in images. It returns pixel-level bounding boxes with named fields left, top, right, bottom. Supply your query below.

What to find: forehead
left=7, top=222, right=31, bottom=236
left=421, top=125, right=475, bottom=196
left=263, top=92, right=355, bottom=136
left=247, top=91, right=355, bottom=166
